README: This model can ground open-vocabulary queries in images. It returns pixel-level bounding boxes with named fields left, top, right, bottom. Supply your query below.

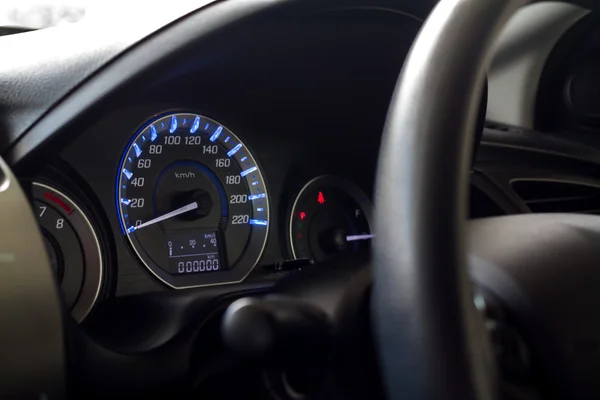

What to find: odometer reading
left=117, top=113, right=269, bottom=288
left=167, top=230, right=221, bottom=275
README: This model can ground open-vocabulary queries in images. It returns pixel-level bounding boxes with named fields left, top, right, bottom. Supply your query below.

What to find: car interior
left=1, top=0, right=600, bottom=398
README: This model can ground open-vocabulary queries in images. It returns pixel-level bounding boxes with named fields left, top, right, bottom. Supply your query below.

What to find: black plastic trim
left=4, top=0, right=281, bottom=167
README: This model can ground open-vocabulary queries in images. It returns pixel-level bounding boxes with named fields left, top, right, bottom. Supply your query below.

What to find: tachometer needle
left=346, top=233, right=376, bottom=242
left=129, top=202, right=198, bottom=232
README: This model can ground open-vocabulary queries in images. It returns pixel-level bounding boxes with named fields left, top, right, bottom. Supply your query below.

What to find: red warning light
left=317, top=191, right=325, bottom=204
left=300, top=212, right=307, bottom=220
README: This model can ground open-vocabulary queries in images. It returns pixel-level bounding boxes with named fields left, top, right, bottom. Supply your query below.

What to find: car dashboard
left=2, top=1, right=600, bottom=393
left=11, top=4, right=428, bottom=310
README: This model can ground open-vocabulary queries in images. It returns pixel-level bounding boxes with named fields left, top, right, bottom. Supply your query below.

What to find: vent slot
left=511, top=180, right=600, bottom=215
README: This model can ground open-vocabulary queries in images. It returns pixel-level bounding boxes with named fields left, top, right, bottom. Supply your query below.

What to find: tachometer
left=117, top=112, right=269, bottom=288
left=33, top=182, right=103, bottom=322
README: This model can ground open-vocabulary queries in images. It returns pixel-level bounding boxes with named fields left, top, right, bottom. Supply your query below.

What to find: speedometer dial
left=117, top=113, right=269, bottom=288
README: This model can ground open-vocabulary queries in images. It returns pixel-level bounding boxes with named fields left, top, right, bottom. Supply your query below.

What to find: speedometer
left=116, top=112, right=269, bottom=288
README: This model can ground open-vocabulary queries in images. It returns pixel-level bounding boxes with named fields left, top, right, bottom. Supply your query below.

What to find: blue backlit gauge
left=116, top=113, right=269, bottom=289
left=289, top=176, right=373, bottom=263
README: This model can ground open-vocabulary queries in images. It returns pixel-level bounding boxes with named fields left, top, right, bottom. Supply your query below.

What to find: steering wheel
left=2, top=0, right=598, bottom=398
left=373, top=0, right=521, bottom=398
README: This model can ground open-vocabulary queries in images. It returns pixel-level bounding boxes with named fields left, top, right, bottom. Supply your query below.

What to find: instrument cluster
left=31, top=106, right=378, bottom=320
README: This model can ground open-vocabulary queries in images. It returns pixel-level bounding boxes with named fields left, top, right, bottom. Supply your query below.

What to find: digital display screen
left=167, top=230, right=222, bottom=275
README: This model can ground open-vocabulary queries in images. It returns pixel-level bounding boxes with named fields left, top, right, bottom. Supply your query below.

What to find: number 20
left=130, top=198, right=145, bottom=208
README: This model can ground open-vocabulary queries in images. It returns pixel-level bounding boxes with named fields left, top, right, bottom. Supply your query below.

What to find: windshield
left=0, top=0, right=200, bottom=30
left=0, top=1, right=87, bottom=30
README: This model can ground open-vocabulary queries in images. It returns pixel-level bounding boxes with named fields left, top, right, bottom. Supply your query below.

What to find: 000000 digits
left=177, top=259, right=219, bottom=273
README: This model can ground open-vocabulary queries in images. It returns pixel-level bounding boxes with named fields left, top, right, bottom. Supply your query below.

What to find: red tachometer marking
left=44, top=191, right=74, bottom=216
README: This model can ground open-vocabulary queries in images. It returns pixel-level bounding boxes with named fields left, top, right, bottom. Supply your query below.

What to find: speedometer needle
left=130, top=202, right=198, bottom=232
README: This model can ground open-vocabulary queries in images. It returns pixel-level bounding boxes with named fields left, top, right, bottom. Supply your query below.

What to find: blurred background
left=0, top=0, right=200, bottom=30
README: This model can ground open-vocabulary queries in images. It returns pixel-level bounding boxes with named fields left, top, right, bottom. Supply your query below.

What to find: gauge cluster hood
left=0, top=2, right=208, bottom=154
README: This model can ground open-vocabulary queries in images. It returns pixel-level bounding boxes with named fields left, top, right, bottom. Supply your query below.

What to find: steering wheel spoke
left=0, top=158, right=65, bottom=398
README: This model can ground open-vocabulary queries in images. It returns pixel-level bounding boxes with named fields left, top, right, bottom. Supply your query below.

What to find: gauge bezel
left=116, top=112, right=270, bottom=289
left=288, top=175, right=373, bottom=259
left=33, top=182, right=103, bottom=322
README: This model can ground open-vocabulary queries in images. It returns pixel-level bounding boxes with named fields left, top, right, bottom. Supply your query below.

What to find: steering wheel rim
left=372, top=0, right=527, bottom=398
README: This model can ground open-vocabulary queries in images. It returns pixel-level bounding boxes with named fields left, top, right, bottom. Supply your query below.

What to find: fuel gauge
left=288, top=176, right=373, bottom=262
